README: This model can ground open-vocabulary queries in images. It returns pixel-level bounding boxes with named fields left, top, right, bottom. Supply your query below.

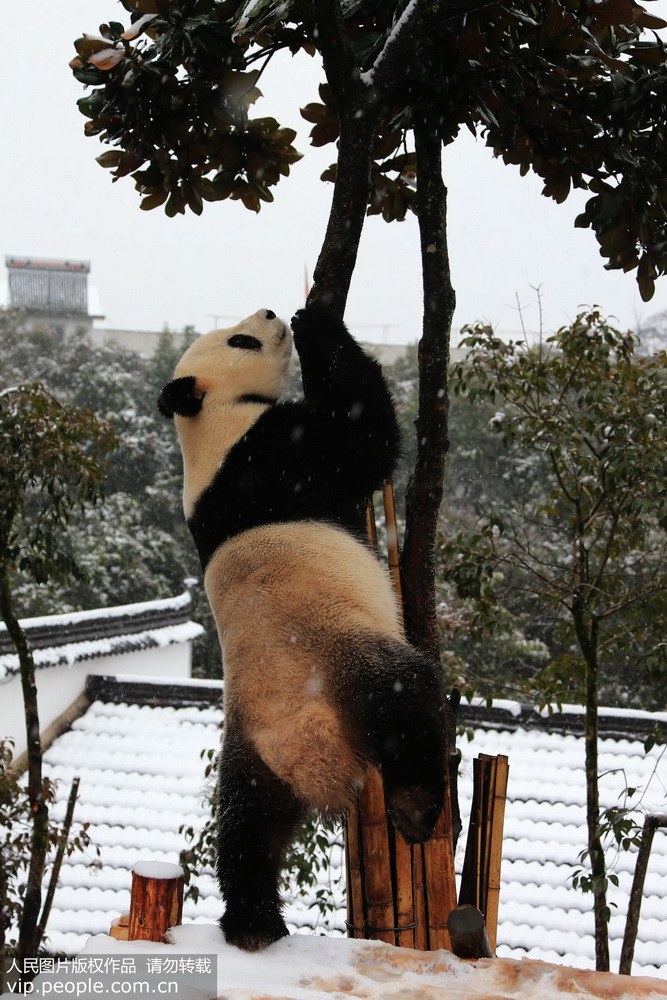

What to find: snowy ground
left=11, top=925, right=667, bottom=1000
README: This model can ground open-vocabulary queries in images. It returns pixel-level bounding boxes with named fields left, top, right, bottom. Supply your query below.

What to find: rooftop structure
left=0, top=590, right=203, bottom=757
left=6, top=256, right=91, bottom=316
left=30, top=679, right=667, bottom=978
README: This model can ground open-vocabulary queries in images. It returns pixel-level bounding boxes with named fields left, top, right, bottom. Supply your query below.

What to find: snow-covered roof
left=39, top=679, right=667, bottom=980
left=0, top=589, right=204, bottom=680
left=42, top=675, right=344, bottom=958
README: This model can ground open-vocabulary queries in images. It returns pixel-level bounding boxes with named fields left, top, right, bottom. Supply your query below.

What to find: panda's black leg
left=216, top=717, right=305, bottom=952
left=338, top=641, right=446, bottom=844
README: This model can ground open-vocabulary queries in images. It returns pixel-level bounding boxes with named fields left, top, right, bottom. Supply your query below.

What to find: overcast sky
left=2, top=0, right=667, bottom=345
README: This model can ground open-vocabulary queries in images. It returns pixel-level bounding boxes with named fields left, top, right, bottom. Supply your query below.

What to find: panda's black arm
left=291, top=304, right=400, bottom=482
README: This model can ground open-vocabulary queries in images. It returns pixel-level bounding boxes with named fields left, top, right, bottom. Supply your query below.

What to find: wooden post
left=128, top=861, right=184, bottom=942
left=447, top=904, right=493, bottom=959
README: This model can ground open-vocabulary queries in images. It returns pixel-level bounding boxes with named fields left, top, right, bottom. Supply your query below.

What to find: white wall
left=1, top=643, right=192, bottom=759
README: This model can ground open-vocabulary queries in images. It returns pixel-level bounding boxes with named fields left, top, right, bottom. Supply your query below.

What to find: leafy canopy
left=0, top=383, right=117, bottom=586
left=444, top=312, right=667, bottom=701
left=72, top=0, right=667, bottom=298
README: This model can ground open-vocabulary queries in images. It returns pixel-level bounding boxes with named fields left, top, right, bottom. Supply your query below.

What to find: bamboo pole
left=459, top=757, right=483, bottom=909
left=344, top=797, right=366, bottom=939
left=382, top=482, right=404, bottom=632
left=422, top=758, right=457, bottom=950
left=485, top=755, right=508, bottom=952
left=412, top=846, right=429, bottom=951
left=480, top=754, right=497, bottom=918
left=358, top=769, right=396, bottom=945
left=394, top=834, right=416, bottom=949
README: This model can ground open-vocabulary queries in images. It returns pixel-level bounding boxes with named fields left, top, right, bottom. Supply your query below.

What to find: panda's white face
left=163, top=309, right=292, bottom=518
left=174, top=308, right=292, bottom=403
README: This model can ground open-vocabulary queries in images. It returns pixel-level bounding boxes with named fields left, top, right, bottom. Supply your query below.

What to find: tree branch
left=313, top=0, right=365, bottom=113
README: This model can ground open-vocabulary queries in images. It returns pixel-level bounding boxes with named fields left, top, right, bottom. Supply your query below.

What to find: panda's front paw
left=290, top=307, right=309, bottom=337
left=220, top=905, right=289, bottom=952
left=291, top=302, right=344, bottom=344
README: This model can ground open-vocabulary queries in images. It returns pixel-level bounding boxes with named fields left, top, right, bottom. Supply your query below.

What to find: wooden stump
left=128, top=861, right=184, bottom=942
left=447, top=904, right=493, bottom=959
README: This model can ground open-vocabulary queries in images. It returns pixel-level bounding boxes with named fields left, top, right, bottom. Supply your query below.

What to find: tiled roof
left=456, top=699, right=667, bottom=977
left=42, top=676, right=344, bottom=958
left=39, top=680, right=666, bottom=979
left=0, top=590, right=203, bottom=679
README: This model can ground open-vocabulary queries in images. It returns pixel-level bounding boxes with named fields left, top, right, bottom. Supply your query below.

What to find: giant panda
left=158, top=303, right=446, bottom=952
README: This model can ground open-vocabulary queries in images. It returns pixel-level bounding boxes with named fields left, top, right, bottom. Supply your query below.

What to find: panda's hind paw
left=220, top=907, right=289, bottom=952
left=386, top=784, right=443, bottom=845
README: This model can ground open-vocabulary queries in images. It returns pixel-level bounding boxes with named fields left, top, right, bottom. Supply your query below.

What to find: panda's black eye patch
left=228, top=334, right=262, bottom=351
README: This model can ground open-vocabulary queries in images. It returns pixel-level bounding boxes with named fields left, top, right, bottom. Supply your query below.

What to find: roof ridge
left=0, top=586, right=198, bottom=656
left=458, top=700, right=666, bottom=741
left=86, top=674, right=223, bottom=709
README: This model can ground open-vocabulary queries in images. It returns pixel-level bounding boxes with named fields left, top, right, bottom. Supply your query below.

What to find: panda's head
left=158, top=308, right=292, bottom=517
left=158, top=308, right=292, bottom=419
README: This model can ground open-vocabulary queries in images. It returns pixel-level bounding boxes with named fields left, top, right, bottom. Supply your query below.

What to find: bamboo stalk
left=366, top=501, right=379, bottom=553
left=422, top=763, right=457, bottom=950
left=459, top=757, right=484, bottom=910
left=394, top=834, right=416, bottom=949
left=412, top=845, right=429, bottom=950
left=382, top=482, right=404, bottom=631
left=359, top=768, right=396, bottom=944
left=480, top=754, right=497, bottom=918
left=345, top=795, right=366, bottom=939
left=485, top=755, right=509, bottom=953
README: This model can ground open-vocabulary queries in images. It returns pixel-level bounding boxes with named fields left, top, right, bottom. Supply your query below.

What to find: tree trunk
left=0, top=848, right=7, bottom=995
left=573, top=603, right=609, bottom=971
left=0, top=567, right=49, bottom=965
left=399, top=114, right=455, bottom=664
left=309, top=110, right=379, bottom=314
left=400, top=115, right=459, bottom=839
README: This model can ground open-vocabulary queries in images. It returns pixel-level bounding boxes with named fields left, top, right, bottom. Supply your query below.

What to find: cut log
left=109, top=913, right=129, bottom=942
left=447, top=904, right=493, bottom=959
left=128, top=861, right=184, bottom=942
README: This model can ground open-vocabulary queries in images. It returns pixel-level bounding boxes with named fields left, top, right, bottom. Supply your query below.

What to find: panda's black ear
left=157, top=376, right=205, bottom=419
